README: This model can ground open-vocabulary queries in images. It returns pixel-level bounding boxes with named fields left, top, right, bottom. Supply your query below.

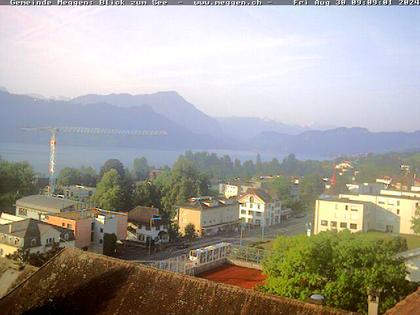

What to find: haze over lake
left=0, top=142, right=327, bottom=176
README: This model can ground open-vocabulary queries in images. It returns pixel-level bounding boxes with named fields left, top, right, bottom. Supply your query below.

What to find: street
left=119, top=212, right=314, bottom=261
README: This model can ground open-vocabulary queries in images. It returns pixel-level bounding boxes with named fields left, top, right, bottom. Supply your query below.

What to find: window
left=255, top=212, right=261, bottom=217
left=90, top=232, right=94, bottom=242
left=340, top=222, right=347, bottom=228
left=99, top=239, right=103, bottom=244
left=397, top=209, right=400, bottom=215
left=255, top=219, right=261, bottom=225
left=241, top=210, right=246, bottom=214
left=62, top=223, right=65, bottom=227
left=249, top=196, right=254, bottom=203
left=345, top=205, right=349, bottom=211
left=351, top=208, right=358, bottom=212
left=257, top=204, right=260, bottom=209
left=64, top=234, right=69, bottom=241
left=67, top=223, right=72, bottom=229
left=350, top=223, right=357, bottom=230
left=100, top=228, right=103, bottom=233
left=18, top=208, right=27, bottom=217
left=330, top=221, right=337, bottom=228
left=321, top=220, right=328, bottom=226
left=250, top=203, right=253, bottom=208
left=31, top=238, right=36, bottom=246
left=397, top=201, right=400, bottom=206
left=91, top=222, right=95, bottom=231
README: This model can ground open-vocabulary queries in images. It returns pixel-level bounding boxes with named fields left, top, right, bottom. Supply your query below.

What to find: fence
left=136, top=243, right=271, bottom=275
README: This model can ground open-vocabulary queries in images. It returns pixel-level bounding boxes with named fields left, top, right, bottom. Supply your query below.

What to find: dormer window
left=249, top=196, right=254, bottom=203
left=31, top=238, right=37, bottom=246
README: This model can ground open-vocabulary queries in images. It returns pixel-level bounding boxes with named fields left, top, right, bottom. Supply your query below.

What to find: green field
left=249, top=231, right=420, bottom=251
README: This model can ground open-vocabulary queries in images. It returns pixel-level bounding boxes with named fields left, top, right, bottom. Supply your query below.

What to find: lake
left=0, top=142, right=327, bottom=176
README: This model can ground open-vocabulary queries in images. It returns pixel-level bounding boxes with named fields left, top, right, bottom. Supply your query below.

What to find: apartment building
left=41, top=210, right=93, bottom=249
left=0, top=218, right=75, bottom=257
left=238, top=189, right=282, bottom=226
left=314, top=191, right=420, bottom=235
left=177, top=197, right=239, bottom=237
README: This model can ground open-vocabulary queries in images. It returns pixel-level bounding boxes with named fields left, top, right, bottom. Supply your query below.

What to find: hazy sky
left=0, top=7, right=419, bottom=132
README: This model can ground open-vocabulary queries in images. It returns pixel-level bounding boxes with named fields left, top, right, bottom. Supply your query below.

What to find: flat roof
left=16, top=195, right=77, bottom=213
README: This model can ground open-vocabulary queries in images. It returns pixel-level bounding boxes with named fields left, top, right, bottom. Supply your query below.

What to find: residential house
left=238, top=189, right=282, bottom=226
left=127, top=206, right=169, bottom=244
left=90, top=208, right=128, bottom=250
left=177, top=197, right=240, bottom=237
left=0, top=218, right=75, bottom=257
left=219, top=181, right=262, bottom=199
left=15, top=195, right=77, bottom=221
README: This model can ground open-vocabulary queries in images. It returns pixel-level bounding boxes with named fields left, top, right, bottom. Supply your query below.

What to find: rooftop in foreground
left=0, top=248, right=357, bottom=315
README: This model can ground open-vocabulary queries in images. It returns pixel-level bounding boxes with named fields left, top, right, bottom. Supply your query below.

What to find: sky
left=0, top=7, right=419, bottom=132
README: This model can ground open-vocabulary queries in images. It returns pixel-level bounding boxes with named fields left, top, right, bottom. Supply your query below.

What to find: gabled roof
left=0, top=248, right=357, bottom=315
left=238, top=189, right=274, bottom=203
left=0, top=219, right=75, bottom=247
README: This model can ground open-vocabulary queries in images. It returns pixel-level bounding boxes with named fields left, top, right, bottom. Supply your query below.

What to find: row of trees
left=262, top=231, right=417, bottom=314
left=182, top=151, right=333, bottom=180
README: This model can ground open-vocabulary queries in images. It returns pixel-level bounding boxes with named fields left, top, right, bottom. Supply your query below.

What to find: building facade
left=177, top=197, right=240, bottom=237
left=238, top=189, right=282, bottom=226
left=127, top=206, right=169, bottom=244
left=0, top=219, right=75, bottom=257
left=314, top=192, right=420, bottom=235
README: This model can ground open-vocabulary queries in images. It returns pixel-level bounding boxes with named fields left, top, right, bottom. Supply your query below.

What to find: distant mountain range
left=0, top=89, right=419, bottom=157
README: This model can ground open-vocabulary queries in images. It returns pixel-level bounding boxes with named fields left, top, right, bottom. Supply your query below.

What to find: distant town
left=0, top=150, right=419, bottom=314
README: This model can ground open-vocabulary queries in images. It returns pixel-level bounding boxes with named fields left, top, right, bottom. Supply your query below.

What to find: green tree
left=184, top=223, right=197, bottom=241
left=270, top=176, right=292, bottom=205
left=103, top=233, right=118, bottom=256
left=0, top=160, right=36, bottom=211
left=79, top=166, right=97, bottom=186
left=132, top=157, right=150, bottom=181
left=99, top=159, right=125, bottom=179
left=160, top=157, right=210, bottom=220
left=300, top=173, right=325, bottom=211
left=132, top=180, right=161, bottom=209
left=93, top=169, right=124, bottom=210
left=263, top=231, right=414, bottom=314
left=411, top=206, right=420, bottom=234
left=57, top=167, right=81, bottom=187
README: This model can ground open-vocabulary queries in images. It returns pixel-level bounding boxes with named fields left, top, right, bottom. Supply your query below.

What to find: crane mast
left=22, top=126, right=167, bottom=194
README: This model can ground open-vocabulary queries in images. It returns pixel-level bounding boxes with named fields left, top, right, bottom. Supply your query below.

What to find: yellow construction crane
left=21, top=126, right=168, bottom=194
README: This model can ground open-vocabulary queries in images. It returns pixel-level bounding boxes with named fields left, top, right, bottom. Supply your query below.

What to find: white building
left=127, top=206, right=169, bottom=244
left=238, top=189, right=282, bottom=226
left=15, top=195, right=77, bottom=221
left=314, top=191, right=420, bottom=235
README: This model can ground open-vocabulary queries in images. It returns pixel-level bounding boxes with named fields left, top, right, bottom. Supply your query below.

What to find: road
left=120, top=213, right=314, bottom=261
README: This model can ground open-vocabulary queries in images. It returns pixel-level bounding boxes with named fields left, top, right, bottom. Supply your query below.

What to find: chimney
left=367, top=291, right=380, bottom=315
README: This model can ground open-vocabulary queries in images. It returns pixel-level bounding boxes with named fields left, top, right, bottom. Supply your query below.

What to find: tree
left=411, top=206, right=420, bottom=234
left=159, top=157, right=210, bottom=220
left=132, top=157, right=150, bottom=181
left=184, top=223, right=197, bottom=241
left=99, top=159, right=125, bottom=179
left=57, top=167, right=81, bottom=187
left=132, top=180, right=161, bottom=209
left=103, top=233, right=118, bottom=256
left=93, top=169, right=124, bottom=210
left=0, top=160, right=36, bottom=211
left=263, top=231, right=415, bottom=314
left=300, top=174, right=325, bottom=211
left=270, top=176, right=292, bottom=205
